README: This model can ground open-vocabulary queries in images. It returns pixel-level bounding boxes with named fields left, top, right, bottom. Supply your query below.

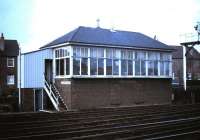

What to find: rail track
left=0, top=104, right=200, bottom=140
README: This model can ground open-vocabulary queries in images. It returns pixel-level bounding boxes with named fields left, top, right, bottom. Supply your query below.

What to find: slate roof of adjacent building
left=41, top=26, right=173, bottom=51
left=0, top=40, right=19, bottom=56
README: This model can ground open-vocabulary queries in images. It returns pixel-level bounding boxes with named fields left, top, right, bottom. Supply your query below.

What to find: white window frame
left=7, top=58, right=15, bottom=67
left=54, top=46, right=172, bottom=79
left=7, top=75, right=15, bottom=85
left=54, top=46, right=71, bottom=78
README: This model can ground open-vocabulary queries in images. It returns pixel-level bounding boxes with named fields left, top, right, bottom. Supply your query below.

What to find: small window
left=7, top=58, right=15, bottom=67
left=7, top=75, right=15, bottom=85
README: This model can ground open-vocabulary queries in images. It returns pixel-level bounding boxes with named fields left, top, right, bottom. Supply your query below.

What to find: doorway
left=45, top=59, right=53, bottom=83
left=34, top=89, right=43, bottom=111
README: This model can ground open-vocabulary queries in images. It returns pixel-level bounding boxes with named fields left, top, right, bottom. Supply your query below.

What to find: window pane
left=113, top=59, right=119, bottom=75
left=160, top=61, right=164, bottom=75
left=128, top=51, right=133, bottom=59
left=135, top=60, right=140, bottom=75
left=113, top=49, right=120, bottom=59
left=148, top=61, right=153, bottom=76
left=165, top=62, right=170, bottom=76
left=81, top=48, right=85, bottom=57
left=106, top=59, right=112, bottom=75
left=97, top=48, right=104, bottom=58
left=136, top=51, right=145, bottom=60
left=74, top=47, right=80, bottom=57
left=81, top=58, right=88, bottom=75
left=7, top=58, right=14, bottom=67
left=154, top=61, right=158, bottom=75
left=7, top=75, right=14, bottom=85
left=121, top=50, right=127, bottom=59
left=98, top=58, right=104, bottom=75
left=141, top=60, right=146, bottom=75
left=90, top=58, right=97, bottom=75
left=65, top=58, right=70, bottom=75
left=81, top=48, right=88, bottom=57
left=135, top=51, right=146, bottom=76
left=56, top=59, right=59, bottom=76
left=73, top=58, right=80, bottom=75
left=121, top=60, right=127, bottom=76
left=128, top=60, right=133, bottom=75
left=91, top=48, right=97, bottom=58
left=148, top=61, right=158, bottom=76
left=65, top=49, right=70, bottom=57
left=60, top=59, right=64, bottom=75
left=106, top=49, right=112, bottom=58
left=161, top=53, right=170, bottom=61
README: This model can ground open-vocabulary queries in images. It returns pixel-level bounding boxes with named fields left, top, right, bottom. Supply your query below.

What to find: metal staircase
left=43, top=78, right=68, bottom=111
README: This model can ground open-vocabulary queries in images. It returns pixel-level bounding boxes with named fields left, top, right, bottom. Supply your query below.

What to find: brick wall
left=69, top=78, right=172, bottom=110
left=0, top=56, right=18, bottom=97
left=55, top=79, right=72, bottom=109
left=21, top=89, right=34, bottom=111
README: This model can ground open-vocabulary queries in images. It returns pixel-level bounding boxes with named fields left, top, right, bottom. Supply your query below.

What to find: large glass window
left=73, top=57, right=80, bottom=75
left=135, top=51, right=146, bottom=76
left=98, top=58, right=104, bottom=75
left=121, top=59, right=127, bottom=75
left=65, top=58, right=70, bottom=75
left=97, top=48, right=104, bottom=75
left=81, top=58, right=88, bottom=75
left=113, top=59, right=119, bottom=75
left=113, top=49, right=120, bottom=75
left=160, top=53, right=171, bottom=76
left=121, top=50, right=133, bottom=76
left=106, top=58, right=112, bottom=75
left=55, top=47, right=70, bottom=76
left=90, top=48, right=104, bottom=75
left=148, top=52, right=159, bottom=76
left=128, top=60, right=133, bottom=75
left=73, top=47, right=89, bottom=75
left=55, top=59, right=64, bottom=76
left=106, top=49, right=113, bottom=75
left=56, top=46, right=172, bottom=78
left=60, top=59, right=64, bottom=75
left=90, top=58, right=97, bottom=75
left=90, top=48, right=97, bottom=75
left=56, top=59, right=59, bottom=76
left=121, top=50, right=127, bottom=76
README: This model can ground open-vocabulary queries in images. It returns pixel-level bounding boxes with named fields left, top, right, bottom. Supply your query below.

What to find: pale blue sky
left=0, top=0, right=200, bottom=52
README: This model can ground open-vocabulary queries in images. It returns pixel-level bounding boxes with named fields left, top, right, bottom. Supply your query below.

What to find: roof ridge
left=70, top=26, right=82, bottom=42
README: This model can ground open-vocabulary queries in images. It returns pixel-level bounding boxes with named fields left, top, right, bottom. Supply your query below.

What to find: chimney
left=0, top=33, right=5, bottom=51
left=96, top=18, right=100, bottom=28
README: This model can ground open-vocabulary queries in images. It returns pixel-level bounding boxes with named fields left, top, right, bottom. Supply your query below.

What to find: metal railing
left=44, top=79, right=59, bottom=111
left=43, top=75, right=68, bottom=111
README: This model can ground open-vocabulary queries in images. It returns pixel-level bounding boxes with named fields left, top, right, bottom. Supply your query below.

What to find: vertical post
left=33, top=89, right=36, bottom=111
left=133, top=51, right=135, bottom=76
left=18, top=46, right=21, bottom=111
left=70, top=46, right=73, bottom=77
left=183, top=45, right=187, bottom=90
left=88, top=48, right=90, bottom=76
left=104, top=48, right=106, bottom=76
left=41, top=89, right=44, bottom=110
left=53, top=49, right=56, bottom=83
left=145, top=52, right=148, bottom=76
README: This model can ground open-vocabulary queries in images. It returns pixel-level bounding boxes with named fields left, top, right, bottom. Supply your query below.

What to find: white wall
left=20, top=49, right=53, bottom=88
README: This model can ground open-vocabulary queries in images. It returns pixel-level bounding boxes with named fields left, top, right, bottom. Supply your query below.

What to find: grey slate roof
left=41, top=26, right=173, bottom=51
left=0, top=40, right=19, bottom=56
